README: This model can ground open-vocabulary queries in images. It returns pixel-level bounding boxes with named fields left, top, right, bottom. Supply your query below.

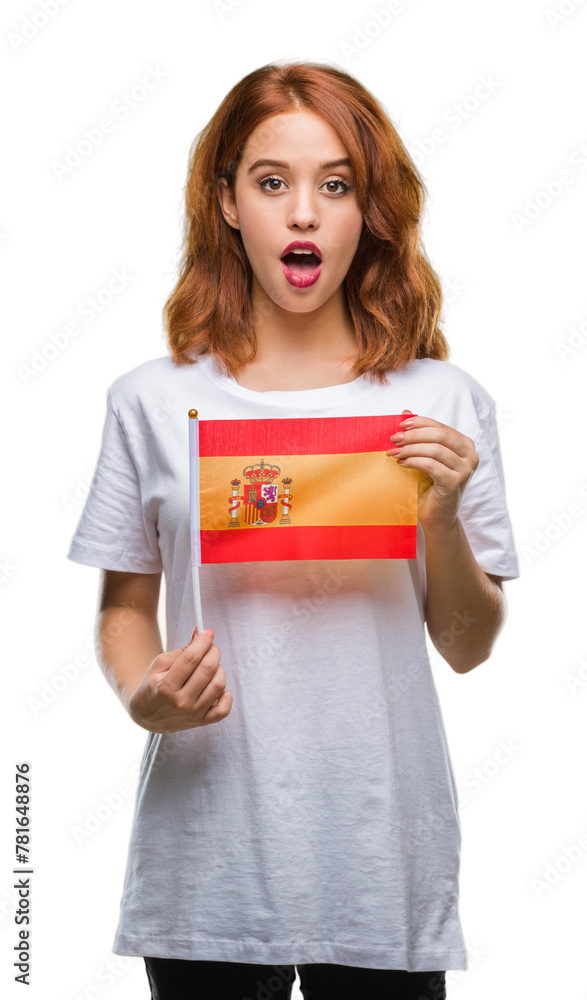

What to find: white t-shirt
left=66, top=350, right=520, bottom=972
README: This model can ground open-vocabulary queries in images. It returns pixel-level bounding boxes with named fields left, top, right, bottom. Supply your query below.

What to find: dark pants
left=144, top=957, right=447, bottom=999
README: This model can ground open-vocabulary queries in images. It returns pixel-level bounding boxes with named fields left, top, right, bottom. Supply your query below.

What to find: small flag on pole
left=189, top=409, right=204, bottom=632
left=190, top=413, right=419, bottom=568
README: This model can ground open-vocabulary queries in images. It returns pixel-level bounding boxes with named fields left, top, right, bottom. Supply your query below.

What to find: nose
left=286, top=184, right=319, bottom=231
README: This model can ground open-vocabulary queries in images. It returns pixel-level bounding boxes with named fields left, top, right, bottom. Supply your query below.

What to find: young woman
left=67, top=61, right=520, bottom=1000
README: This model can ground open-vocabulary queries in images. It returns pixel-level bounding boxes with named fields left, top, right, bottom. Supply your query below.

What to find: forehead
left=240, top=110, right=351, bottom=166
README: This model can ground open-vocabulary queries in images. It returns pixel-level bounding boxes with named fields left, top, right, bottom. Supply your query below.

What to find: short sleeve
left=458, top=404, right=520, bottom=581
left=66, top=389, right=164, bottom=573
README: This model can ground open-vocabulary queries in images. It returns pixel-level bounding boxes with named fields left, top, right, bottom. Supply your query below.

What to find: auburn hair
left=163, top=59, right=449, bottom=383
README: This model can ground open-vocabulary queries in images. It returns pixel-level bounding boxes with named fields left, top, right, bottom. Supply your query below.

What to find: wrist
left=421, top=515, right=462, bottom=545
left=125, top=681, right=145, bottom=722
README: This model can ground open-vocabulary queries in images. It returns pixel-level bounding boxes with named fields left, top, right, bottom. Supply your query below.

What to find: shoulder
left=107, top=355, right=177, bottom=410
left=397, top=357, right=495, bottom=412
left=400, top=358, right=495, bottom=411
left=106, top=354, right=208, bottom=416
left=383, top=358, right=497, bottom=440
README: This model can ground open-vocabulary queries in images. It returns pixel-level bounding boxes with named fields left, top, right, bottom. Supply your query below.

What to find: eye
left=258, top=175, right=284, bottom=192
left=257, top=175, right=351, bottom=196
left=321, top=178, right=350, bottom=195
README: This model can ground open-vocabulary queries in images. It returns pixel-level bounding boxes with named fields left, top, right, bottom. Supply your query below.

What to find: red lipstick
left=280, top=241, right=322, bottom=288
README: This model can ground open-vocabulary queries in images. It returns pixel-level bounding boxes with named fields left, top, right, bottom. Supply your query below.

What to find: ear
left=216, top=177, right=240, bottom=231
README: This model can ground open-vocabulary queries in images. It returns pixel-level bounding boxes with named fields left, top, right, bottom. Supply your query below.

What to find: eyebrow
left=247, top=157, right=352, bottom=174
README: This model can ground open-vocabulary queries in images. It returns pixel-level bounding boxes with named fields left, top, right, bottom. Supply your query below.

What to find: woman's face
left=217, top=110, right=364, bottom=315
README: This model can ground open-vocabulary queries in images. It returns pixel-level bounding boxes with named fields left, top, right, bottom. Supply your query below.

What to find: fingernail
left=401, top=418, right=414, bottom=428
left=204, top=628, right=214, bottom=638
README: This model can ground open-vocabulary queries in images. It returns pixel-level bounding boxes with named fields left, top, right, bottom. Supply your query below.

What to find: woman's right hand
left=128, top=627, right=232, bottom=733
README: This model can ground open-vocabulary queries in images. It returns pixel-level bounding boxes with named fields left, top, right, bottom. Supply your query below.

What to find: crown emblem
left=242, top=458, right=281, bottom=482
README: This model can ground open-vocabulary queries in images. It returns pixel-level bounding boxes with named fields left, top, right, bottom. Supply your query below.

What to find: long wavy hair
left=163, top=60, right=449, bottom=383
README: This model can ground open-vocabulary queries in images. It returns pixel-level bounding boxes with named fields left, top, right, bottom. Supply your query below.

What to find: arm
left=95, top=569, right=232, bottom=731
left=423, top=520, right=507, bottom=673
left=388, top=408, right=510, bottom=674
left=96, top=569, right=164, bottom=714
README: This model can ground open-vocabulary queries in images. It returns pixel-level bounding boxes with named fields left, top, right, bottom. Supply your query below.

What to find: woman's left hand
left=386, top=409, right=480, bottom=536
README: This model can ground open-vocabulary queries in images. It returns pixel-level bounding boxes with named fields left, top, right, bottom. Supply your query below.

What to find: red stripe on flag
left=200, top=524, right=416, bottom=562
left=199, top=414, right=415, bottom=457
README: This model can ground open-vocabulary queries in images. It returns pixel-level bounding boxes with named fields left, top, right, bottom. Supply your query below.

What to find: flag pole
left=188, top=409, right=204, bottom=633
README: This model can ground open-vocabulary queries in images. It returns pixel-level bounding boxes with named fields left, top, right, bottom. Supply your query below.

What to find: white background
left=2, top=0, right=586, bottom=997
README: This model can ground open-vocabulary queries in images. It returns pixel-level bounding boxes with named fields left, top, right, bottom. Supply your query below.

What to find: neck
left=247, top=276, right=357, bottom=368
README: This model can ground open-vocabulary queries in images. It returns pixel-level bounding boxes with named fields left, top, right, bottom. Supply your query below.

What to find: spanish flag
left=194, top=414, right=419, bottom=563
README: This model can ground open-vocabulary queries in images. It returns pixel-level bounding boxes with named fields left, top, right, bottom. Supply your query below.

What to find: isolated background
left=2, top=0, right=586, bottom=997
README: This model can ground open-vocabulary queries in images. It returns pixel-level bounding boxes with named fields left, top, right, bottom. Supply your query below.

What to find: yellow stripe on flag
left=200, top=451, right=418, bottom=530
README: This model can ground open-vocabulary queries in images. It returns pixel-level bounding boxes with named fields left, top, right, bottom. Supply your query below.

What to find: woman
left=67, top=61, right=520, bottom=1000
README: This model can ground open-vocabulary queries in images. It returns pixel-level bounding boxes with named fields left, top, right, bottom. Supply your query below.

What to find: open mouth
left=280, top=249, right=322, bottom=275
left=280, top=246, right=323, bottom=288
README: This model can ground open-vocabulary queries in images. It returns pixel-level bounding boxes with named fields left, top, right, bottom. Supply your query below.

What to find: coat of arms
left=228, top=459, right=294, bottom=527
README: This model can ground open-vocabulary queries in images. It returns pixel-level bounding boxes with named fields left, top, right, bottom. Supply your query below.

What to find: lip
left=280, top=240, right=323, bottom=288
left=280, top=240, right=322, bottom=261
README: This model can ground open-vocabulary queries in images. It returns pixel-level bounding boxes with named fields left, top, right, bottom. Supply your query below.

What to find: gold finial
left=188, top=409, right=198, bottom=418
